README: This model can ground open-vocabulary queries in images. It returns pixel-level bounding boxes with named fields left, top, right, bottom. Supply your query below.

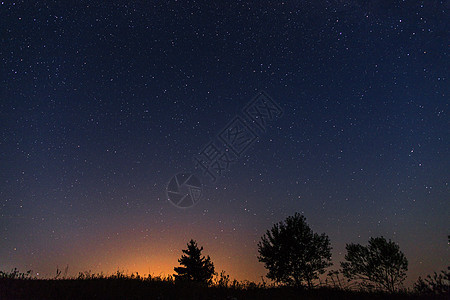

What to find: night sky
left=1, top=0, right=448, bottom=286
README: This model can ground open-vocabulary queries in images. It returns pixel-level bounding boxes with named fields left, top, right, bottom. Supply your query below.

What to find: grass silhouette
left=1, top=268, right=448, bottom=300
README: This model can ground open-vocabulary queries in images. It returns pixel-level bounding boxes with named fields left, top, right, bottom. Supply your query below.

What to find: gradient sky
left=1, top=0, right=448, bottom=286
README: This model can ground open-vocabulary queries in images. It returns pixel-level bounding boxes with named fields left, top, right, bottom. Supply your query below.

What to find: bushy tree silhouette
left=341, top=236, right=408, bottom=292
left=414, top=268, right=450, bottom=296
left=257, top=213, right=332, bottom=288
left=174, top=239, right=215, bottom=285
left=414, top=235, right=450, bottom=296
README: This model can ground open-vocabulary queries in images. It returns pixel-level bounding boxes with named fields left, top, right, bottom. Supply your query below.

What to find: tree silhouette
left=341, top=236, right=408, bottom=292
left=414, top=268, right=450, bottom=296
left=414, top=235, right=450, bottom=296
left=174, top=239, right=215, bottom=285
left=257, top=213, right=332, bottom=288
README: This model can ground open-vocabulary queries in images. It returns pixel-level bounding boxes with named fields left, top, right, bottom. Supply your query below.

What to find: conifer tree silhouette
left=174, top=239, right=215, bottom=285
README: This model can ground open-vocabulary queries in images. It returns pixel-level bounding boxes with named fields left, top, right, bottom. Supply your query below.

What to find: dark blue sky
left=1, top=0, right=448, bottom=284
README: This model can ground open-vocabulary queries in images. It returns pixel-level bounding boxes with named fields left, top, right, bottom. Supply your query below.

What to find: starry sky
left=1, top=0, right=448, bottom=286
